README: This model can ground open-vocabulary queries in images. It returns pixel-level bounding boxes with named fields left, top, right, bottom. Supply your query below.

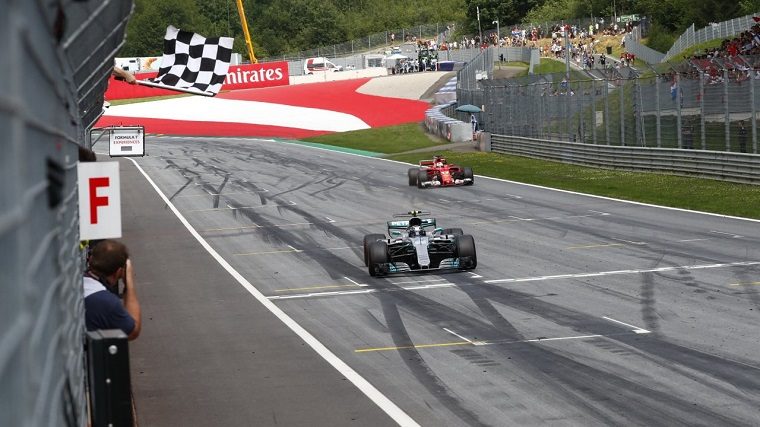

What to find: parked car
left=303, top=57, right=343, bottom=74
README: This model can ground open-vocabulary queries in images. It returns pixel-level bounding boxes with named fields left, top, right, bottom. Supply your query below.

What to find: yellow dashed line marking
left=729, top=281, right=760, bottom=287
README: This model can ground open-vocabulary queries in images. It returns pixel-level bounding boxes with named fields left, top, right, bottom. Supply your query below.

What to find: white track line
left=484, top=261, right=760, bottom=284
left=710, top=230, right=744, bottom=238
left=127, top=158, right=419, bottom=427
left=602, top=317, right=651, bottom=334
left=344, top=276, right=368, bottom=287
left=268, top=282, right=457, bottom=300
left=442, top=328, right=484, bottom=345
left=517, top=334, right=604, bottom=343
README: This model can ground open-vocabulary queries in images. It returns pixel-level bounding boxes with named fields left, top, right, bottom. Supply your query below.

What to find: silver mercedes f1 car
left=363, top=210, right=477, bottom=277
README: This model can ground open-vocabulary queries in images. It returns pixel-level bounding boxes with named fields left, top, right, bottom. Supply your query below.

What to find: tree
left=121, top=0, right=212, bottom=56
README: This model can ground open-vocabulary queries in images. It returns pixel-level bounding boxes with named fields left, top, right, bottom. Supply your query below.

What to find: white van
left=303, top=57, right=343, bottom=74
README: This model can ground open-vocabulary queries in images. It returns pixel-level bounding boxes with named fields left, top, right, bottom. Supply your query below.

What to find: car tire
left=417, top=169, right=428, bottom=188
left=455, top=235, right=477, bottom=269
left=408, top=168, right=419, bottom=186
left=463, top=167, right=474, bottom=185
left=368, top=240, right=389, bottom=276
left=443, top=228, right=464, bottom=236
left=363, top=234, right=385, bottom=266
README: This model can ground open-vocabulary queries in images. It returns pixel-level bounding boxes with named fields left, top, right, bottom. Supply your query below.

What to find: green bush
left=644, top=24, right=676, bottom=53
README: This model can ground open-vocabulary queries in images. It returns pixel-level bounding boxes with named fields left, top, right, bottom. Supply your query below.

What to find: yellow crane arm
left=235, top=0, right=257, bottom=64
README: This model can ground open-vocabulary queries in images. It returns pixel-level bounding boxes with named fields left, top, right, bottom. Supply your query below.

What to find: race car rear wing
left=387, top=218, right=437, bottom=230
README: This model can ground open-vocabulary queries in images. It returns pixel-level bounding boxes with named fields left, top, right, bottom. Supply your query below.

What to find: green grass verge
left=532, top=59, right=588, bottom=80
left=385, top=150, right=760, bottom=219
left=532, top=58, right=570, bottom=75
left=302, top=122, right=447, bottom=154
left=304, top=125, right=760, bottom=221
left=669, top=39, right=726, bottom=63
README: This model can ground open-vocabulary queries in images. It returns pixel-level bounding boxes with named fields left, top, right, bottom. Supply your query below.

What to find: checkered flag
left=139, top=25, right=233, bottom=96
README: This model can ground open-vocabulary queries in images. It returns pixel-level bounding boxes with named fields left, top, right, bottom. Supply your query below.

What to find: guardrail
left=489, top=134, right=760, bottom=185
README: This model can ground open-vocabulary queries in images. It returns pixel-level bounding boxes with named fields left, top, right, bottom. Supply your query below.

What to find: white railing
left=624, top=26, right=666, bottom=64
left=663, top=13, right=758, bottom=62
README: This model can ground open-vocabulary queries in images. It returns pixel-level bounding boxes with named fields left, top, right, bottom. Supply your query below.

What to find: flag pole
left=135, top=79, right=215, bottom=97
left=235, top=0, right=257, bottom=64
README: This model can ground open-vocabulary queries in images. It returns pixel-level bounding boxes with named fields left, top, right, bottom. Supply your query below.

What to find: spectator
left=470, top=113, right=478, bottom=136
left=739, top=120, right=748, bottom=153
left=682, top=122, right=694, bottom=149
left=83, top=240, right=142, bottom=340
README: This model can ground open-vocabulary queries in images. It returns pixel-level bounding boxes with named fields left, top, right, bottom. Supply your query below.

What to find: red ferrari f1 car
left=408, top=155, right=474, bottom=188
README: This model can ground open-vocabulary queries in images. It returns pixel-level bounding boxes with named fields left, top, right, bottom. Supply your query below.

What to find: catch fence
left=474, top=56, right=759, bottom=153
left=664, top=13, right=759, bottom=62
left=610, top=12, right=759, bottom=66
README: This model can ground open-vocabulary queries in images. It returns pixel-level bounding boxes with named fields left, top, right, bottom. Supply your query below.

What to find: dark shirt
left=83, top=277, right=135, bottom=335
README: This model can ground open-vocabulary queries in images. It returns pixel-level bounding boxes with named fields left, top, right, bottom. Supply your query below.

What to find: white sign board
left=78, top=162, right=121, bottom=240
left=109, top=127, right=145, bottom=157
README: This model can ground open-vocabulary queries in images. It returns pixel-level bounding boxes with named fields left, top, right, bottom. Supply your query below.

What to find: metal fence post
left=566, top=82, right=571, bottom=141
left=592, top=79, right=597, bottom=144
left=620, top=79, right=625, bottom=146
left=752, top=71, right=758, bottom=153
left=636, top=78, right=645, bottom=146
left=578, top=82, right=585, bottom=143
left=605, top=77, right=611, bottom=145
left=700, top=71, right=706, bottom=150
left=656, top=75, right=662, bottom=147
left=724, top=68, right=730, bottom=151
left=540, top=82, right=546, bottom=139
left=677, top=74, right=683, bottom=149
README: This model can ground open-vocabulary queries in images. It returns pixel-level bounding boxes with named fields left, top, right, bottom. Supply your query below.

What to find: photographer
left=83, top=240, right=142, bottom=340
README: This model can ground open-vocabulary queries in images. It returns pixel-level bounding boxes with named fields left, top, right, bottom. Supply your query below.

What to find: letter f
left=89, top=177, right=109, bottom=224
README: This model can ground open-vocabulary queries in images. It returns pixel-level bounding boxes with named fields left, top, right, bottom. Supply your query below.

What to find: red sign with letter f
left=89, top=177, right=110, bottom=224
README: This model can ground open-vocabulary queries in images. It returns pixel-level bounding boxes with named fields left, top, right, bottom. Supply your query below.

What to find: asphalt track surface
left=119, top=136, right=760, bottom=426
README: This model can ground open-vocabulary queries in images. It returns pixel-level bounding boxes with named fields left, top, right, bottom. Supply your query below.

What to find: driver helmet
left=409, top=225, right=424, bottom=237
left=408, top=217, right=423, bottom=236
left=435, top=162, right=444, bottom=167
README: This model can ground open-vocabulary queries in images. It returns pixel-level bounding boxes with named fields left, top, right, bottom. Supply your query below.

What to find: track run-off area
left=114, top=134, right=760, bottom=427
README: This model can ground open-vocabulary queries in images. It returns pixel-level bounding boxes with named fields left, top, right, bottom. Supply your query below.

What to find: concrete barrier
left=289, top=68, right=388, bottom=85
left=425, top=102, right=474, bottom=143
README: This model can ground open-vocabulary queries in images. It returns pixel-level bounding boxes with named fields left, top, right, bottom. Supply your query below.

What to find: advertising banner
left=109, top=126, right=145, bottom=157
left=105, top=61, right=290, bottom=100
